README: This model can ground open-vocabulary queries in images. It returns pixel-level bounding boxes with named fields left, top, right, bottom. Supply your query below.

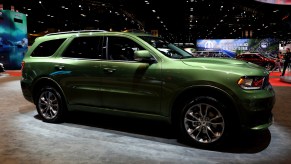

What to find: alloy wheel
left=184, top=103, right=225, bottom=144
left=38, top=90, right=59, bottom=120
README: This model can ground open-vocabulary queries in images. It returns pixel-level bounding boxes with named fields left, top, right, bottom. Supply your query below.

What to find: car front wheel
left=265, top=63, right=274, bottom=71
left=178, top=96, right=230, bottom=148
left=36, top=86, right=66, bottom=123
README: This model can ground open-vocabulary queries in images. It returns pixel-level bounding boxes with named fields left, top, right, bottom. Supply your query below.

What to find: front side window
left=31, top=39, right=66, bottom=57
left=62, top=36, right=104, bottom=59
left=107, top=36, right=144, bottom=61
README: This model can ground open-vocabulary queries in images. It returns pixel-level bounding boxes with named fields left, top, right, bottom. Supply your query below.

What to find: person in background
left=281, top=48, right=291, bottom=76
left=272, top=51, right=282, bottom=72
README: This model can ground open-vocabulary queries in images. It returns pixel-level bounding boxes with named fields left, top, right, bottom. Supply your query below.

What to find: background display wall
left=196, top=38, right=279, bottom=58
left=0, top=10, right=27, bottom=70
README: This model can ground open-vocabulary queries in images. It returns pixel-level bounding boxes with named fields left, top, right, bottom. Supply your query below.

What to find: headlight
left=238, top=76, right=265, bottom=90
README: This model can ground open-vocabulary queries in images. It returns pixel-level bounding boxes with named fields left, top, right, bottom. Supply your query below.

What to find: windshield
left=139, top=36, right=193, bottom=59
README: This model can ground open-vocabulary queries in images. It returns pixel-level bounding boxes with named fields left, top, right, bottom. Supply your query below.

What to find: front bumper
left=237, top=87, right=275, bottom=130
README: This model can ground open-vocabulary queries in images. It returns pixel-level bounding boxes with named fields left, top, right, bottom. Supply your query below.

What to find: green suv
left=21, top=30, right=275, bottom=148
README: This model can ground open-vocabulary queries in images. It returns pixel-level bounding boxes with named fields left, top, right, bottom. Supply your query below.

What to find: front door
left=100, top=36, right=162, bottom=114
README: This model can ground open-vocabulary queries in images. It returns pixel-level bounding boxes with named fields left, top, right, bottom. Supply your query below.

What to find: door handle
left=103, top=68, right=116, bottom=73
left=55, top=65, right=65, bottom=70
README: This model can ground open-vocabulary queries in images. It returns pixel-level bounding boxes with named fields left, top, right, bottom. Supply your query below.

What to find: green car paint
left=21, top=31, right=275, bottom=147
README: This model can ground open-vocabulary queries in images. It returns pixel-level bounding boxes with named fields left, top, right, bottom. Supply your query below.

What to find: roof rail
left=45, top=30, right=107, bottom=36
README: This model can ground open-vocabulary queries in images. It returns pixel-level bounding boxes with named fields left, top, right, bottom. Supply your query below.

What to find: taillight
left=21, top=61, right=25, bottom=70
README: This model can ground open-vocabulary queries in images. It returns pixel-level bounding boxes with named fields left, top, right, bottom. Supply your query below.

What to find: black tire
left=178, top=96, right=230, bottom=149
left=265, top=63, right=274, bottom=71
left=35, top=86, right=66, bottom=123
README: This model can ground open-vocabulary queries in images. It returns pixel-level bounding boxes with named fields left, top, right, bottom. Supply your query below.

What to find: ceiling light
left=152, top=10, right=156, bottom=13
left=39, top=1, right=42, bottom=4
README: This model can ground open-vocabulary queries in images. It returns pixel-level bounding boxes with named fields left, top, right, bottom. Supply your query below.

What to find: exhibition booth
left=0, top=10, right=28, bottom=70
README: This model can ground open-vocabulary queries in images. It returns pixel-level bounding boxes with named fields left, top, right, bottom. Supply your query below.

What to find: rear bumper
left=20, top=80, right=34, bottom=103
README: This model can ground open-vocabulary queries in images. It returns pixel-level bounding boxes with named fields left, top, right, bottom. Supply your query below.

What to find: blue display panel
left=196, top=38, right=279, bottom=58
left=0, top=10, right=28, bottom=69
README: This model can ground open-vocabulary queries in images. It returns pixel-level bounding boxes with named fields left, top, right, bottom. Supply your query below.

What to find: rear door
left=57, top=36, right=105, bottom=107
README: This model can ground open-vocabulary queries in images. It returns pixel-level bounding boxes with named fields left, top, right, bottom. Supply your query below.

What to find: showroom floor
left=0, top=71, right=291, bottom=164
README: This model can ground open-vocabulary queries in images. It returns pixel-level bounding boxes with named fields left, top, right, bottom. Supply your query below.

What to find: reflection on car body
left=21, top=30, right=275, bottom=149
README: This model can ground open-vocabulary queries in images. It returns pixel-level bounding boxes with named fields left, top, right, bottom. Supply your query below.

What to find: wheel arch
left=31, top=77, right=67, bottom=105
left=170, top=85, right=240, bottom=127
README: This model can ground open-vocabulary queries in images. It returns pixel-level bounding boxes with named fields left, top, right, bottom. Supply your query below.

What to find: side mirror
left=134, top=50, right=155, bottom=63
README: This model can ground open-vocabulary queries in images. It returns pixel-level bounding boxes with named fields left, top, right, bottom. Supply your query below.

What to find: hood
left=181, top=57, right=264, bottom=70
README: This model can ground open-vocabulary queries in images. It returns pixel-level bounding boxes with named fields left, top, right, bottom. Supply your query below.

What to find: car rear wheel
left=178, top=96, right=230, bottom=148
left=36, top=86, right=66, bottom=123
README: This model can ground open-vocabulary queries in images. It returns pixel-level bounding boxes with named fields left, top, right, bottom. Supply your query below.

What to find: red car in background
left=236, top=53, right=276, bottom=71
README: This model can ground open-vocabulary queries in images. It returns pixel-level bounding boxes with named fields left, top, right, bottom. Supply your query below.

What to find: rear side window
left=62, top=36, right=104, bottom=59
left=31, top=39, right=66, bottom=57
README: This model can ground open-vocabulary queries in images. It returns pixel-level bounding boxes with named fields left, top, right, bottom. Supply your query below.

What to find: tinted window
left=31, top=39, right=66, bottom=57
left=107, top=36, right=144, bottom=61
left=240, top=54, right=251, bottom=58
left=253, top=54, right=261, bottom=58
left=62, top=36, right=104, bottom=59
